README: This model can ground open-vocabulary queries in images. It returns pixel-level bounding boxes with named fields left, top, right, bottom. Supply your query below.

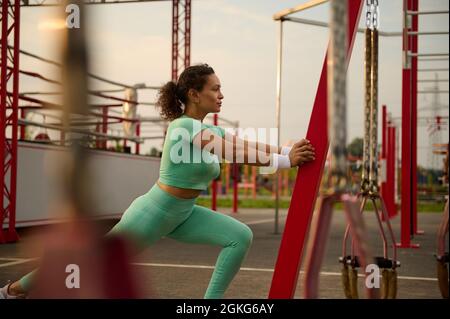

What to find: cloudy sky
left=20, top=0, right=449, bottom=168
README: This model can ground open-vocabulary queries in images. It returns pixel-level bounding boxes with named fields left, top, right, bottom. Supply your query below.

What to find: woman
left=1, top=64, right=315, bottom=299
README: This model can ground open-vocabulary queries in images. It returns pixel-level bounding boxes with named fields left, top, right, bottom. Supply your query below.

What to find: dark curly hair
left=156, top=64, right=215, bottom=121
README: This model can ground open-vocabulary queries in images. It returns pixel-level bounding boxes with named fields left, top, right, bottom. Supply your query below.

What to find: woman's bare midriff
left=157, top=181, right=202, bottom=199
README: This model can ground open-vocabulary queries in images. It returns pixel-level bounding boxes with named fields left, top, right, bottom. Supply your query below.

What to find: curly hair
left=156, top=64, right=215, bottom=121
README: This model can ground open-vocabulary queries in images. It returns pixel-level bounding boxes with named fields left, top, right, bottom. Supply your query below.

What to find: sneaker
left=0, top=282, right=26, bottom=299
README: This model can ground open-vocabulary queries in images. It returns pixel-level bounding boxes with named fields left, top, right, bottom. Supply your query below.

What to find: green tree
left=347, top=137, right=364, bottom=158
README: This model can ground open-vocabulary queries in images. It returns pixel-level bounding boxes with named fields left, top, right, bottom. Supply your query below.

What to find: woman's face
left=195, top=74, right=224, bottom=114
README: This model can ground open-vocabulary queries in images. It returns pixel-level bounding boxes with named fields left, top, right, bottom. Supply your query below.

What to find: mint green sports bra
left=158, top=114, right=226, bottom=190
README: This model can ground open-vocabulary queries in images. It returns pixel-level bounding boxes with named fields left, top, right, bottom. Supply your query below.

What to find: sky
left=19, top=0, right=449, bottom=169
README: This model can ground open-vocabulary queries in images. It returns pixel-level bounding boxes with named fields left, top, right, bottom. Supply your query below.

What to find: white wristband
left=281, top=146, right=292, bottom=156
left=273, top=153, right=291, bottom=169
left=259, top=153, right=291, bottom=175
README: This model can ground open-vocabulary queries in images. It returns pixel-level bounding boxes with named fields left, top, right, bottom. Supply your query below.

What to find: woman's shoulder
left=169, top=115, right=195, bottom=128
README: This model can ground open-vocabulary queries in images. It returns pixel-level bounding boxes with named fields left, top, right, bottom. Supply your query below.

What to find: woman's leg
left=8, top=186, right=195, bottom=297
left=167, top=205, right=253, bottom=299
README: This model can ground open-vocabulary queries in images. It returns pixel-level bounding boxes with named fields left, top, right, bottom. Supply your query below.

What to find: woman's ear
left=188, top=88, right=200, bottom=104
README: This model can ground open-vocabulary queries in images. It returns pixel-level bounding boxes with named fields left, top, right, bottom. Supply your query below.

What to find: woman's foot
left=0, top=282, right=26, bottom=299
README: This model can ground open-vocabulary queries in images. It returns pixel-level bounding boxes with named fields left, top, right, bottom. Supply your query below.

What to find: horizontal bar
left=433, top=143, right=449, bottom=147
left=407, top=31, right=449, bottom=36
left=283, top=17, right=402, bottom=37
left=17, top=119, right=144, bottom=143
left=418, top=106, right=449, bottom=111
left=138, top=116, right=165, bottom=123
left=18, top=103, right=123, bottom=108
left=11, top=44, right=158, bottom=89
left=139, top=136, right=166, bottom=140
left=418, top=90, right=449, bottom=94
left=273, top=0, right=328, bottom=20
left=391, top=115, right=449, bottom=120
left=407, top=10, right=449, bottom=15
left=418, top=68, right=449, bottom=72
left=21, top=0, right=170, bottom=8
left=418, top=79, right=449, bottom=82
left=418, top=57, right=449, bottom=61
left=45, top=120, right=121, bottom=126
left=408, top=53, right=449, bottom=57
left=91, top=86, right=161, bottom=93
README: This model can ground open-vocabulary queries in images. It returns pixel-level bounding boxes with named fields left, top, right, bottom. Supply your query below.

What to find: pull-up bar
left=418, top=68, right=449, bottom=72
left=407, top=31, right=449, bottom=36
left=282, top=16, right=402, bottom=37
left=408, top=53, right=449, bottom=57
left=407, top=10, right=449, bottom=15
left=273, top=0, right=329, bottom=20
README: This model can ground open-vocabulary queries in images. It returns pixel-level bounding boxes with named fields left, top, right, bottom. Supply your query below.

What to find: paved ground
left=0, top=208, right=447, bottom=299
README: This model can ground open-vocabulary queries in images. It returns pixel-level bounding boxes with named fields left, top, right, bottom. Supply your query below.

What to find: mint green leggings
left=19, top=183, right=253, bottom=299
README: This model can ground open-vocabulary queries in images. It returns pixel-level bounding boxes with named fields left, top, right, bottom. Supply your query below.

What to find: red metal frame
left=135, top=121, right=141, bottom=155
left=381, top=105, right=388, bottom=218
left=411, top=0, right=423, bottom=235
left=399, top=0, right=420, bottom=248
left=172, top=0, right=191, bottom=81
left=268, top=0, right=363, bottom=298
left=382, top=105, right=387, bottom=159
left=387, top=124, right=398, bottom=218
left=437, top=199, right=449, bottom=258
left=102, top=106, right=108, bottom=149
left=211, top=114, right=218, bottom=210
left=0, top=0, right=20, bottom=243
left=381, top=106, right=398, bottom=220
left=233, top=163, right=238, bottom=213
left=19, top=107, right=25, bottom=140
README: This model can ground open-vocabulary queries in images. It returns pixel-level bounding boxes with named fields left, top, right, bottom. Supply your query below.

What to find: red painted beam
left=411, top=0, right=423, bottom=235
left=387, top=125, right=398, bottom=219
left=268, top=0, right=364, bottom=299
left=398, top=0, right=419, bottom=249
left=381, top=105, right=388, bottom=220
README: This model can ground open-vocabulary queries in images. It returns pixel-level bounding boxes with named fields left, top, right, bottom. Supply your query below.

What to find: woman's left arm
left=223, top=131, right=281, bottom=157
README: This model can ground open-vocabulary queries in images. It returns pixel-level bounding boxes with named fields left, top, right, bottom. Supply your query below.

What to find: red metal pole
left=135, top=121, right=140, bottom=155
left=0, top=0, right=20, bottom=243
left=20, top=108, right=25, bottom=140
left=252, top=166, right=257, bottom=199
left=184, top=0, right=191, bottom=69
left=381, top=105, right=388, bottom=220
left=269, top=0, right=363, bottom=298
left=172, top=0, right=179, bottom=81
left=172, top=0, right=191, bottom=80
left=398, top=0, right=419, bottom=248
left=382, top=105, right=387, bottom=159
left=233, top=163, right=238, bottom=213
left=102, top=106, right=108, bottom=149
left=211, top=113, right=218, bottom=211
left=8, top=0, right=20, bottom=243
left=411, top=0, right=423, bottom=235
left=387, top=125, right=398, bottom=218
left=0, top=0, right=8, bottom=243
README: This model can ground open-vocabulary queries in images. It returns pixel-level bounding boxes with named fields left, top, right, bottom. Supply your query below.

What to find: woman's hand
left=288, top=139, right=315, bottom=167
